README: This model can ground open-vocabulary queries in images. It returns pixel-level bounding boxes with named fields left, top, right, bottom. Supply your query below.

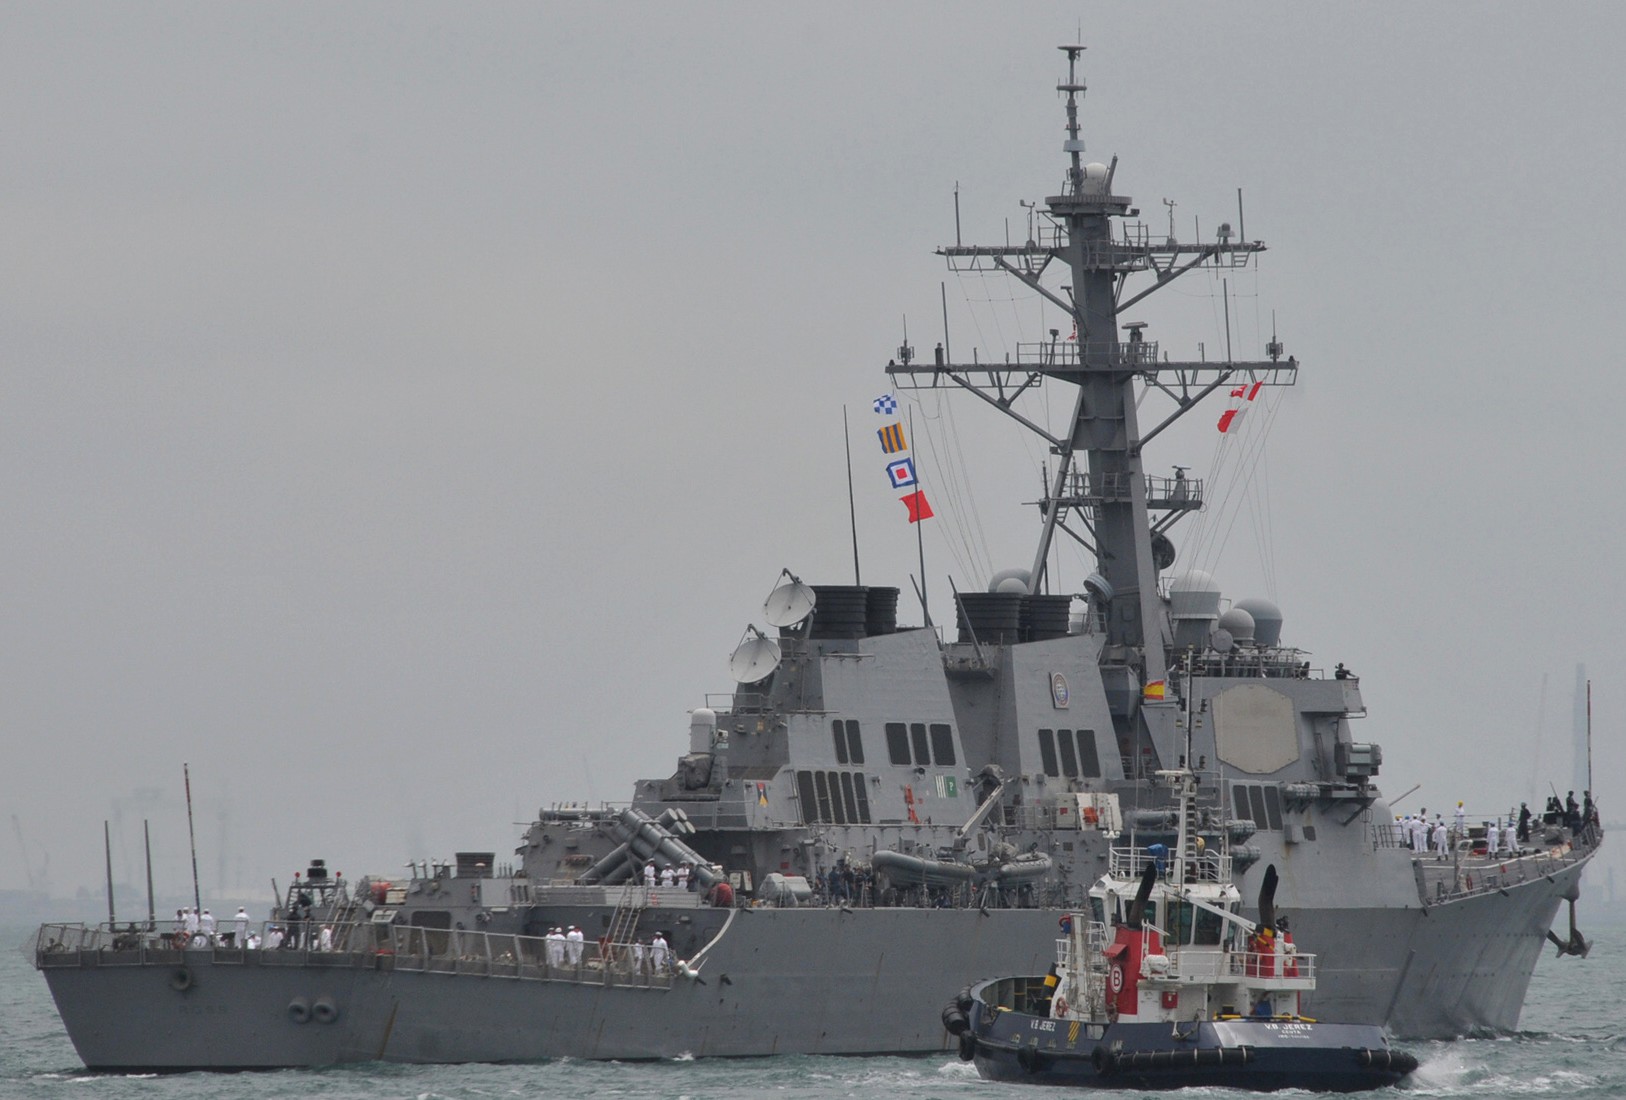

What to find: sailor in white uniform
left=649, top=932, right=670, bottom=974
left=234, top=906, right=250, bottom=946
left=1431, top=819, right=1449, bottom=860
left=660, top=865, right=676, bottom=888
left=676, top=862, right=691, bottom=890
left=644, top=862, right=657, bottom=888
left=183, top=907, right=200, bottom=936
left=632, top=939, right=647, bottom=974
left=566, top=925, right=585, bottom=966
left=545, top=926, right=566, bottom=968
left=199, top=909, right=217, bottom=943
left=1484, top=821, right=1499, bottom=858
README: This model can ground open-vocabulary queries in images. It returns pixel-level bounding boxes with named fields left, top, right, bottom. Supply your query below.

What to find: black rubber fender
left=941, top=1002, right=969, bottom=1036
left=1016, top=1044, right=1046, bottom=1074
left=1091, top=1046, right=1117, bottom=1075
left=957, top=1032, right=977, bottom=1061
left=312, top=996, right=339, bottom=1025
left=287, top=996, right=312, bottom=1024
left=168, top=966, right=193, bottom=993
left=955, top=986, right=975, bottom=1013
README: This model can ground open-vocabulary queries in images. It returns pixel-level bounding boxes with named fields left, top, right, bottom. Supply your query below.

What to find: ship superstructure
left=33, top=44, right=1597, bottom=1069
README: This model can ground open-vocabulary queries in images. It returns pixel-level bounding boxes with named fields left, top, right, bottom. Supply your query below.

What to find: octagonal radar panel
left=763, top=574, right=816, bottom=628
left=728, top=626, right=782, bottom=683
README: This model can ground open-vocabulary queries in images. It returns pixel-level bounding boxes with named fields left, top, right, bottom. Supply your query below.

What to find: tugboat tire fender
left=955, top=986, right=974, bottom=1013
left=957, top=1032, right=977, bottom=1061
left=941, top=1002, right=969, bottom=1035
left=1016, top=1044, right=1046, bottom=1074
left=168, top=967, right=193, bottom=992
left=1091, top=1046, right=1118, bottom=1074
left=287, top=996, right=312, bottom=1025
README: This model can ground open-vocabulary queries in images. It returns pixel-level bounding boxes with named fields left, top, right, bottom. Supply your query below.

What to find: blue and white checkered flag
left=872, top=393, right=898, bottom=415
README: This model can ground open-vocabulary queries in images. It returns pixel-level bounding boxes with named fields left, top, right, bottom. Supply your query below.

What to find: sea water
left=6, top=918, right=1625, bottom=1099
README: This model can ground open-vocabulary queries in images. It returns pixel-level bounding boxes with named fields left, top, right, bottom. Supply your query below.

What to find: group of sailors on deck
left=542, top=924, right=671, bottom=975
left=1396, top=790, right=1600, bottom=860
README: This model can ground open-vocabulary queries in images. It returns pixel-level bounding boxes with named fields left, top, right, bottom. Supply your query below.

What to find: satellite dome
left=1233, top=598, right=1283, bottom=647
left=1169, top=571, right=1221, bottom=619
left=1217, top=607, right=1256, bottom=645
left=987, top=568, right=1032, bottom=595
left=1080, top=162, right=1110, bottom=193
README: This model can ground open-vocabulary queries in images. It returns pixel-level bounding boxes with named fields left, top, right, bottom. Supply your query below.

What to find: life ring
left=168, top=967, right=194, bottom=992
left=287, top=996, right=312, bottom=1024
left=312, top=996, right=339, bottom=1025
left=1052, top=994, right=1070, bottom=1018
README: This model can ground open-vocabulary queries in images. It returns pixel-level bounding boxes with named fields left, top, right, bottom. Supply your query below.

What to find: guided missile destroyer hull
left=38, top=856, right=1583, bottom=1068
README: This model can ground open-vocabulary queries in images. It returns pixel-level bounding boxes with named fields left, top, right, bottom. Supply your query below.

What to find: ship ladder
left=604, top=884, right=646, bottom=978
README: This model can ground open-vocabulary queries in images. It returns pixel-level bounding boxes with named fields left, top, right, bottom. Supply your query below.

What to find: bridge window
left=814, top=772, right=834, bottom=823
left=844, top=720, right=865, bottom=764
left=929, top=723, right=956, bottom=766
left=832, top=720, right=848, bottom=764
left=1037, top=729, right=1060, bottom=777
left=886, top=723, right=910, bottom=765
left=1057, top=729, right=1079, bottom=778
left=853, top=773, right=871, bottom=823
left=1076, top=729, right=1101, bottom=777
left=839, top=772, right=859, bottom=823
left=910, top=723, right=930, bottom=765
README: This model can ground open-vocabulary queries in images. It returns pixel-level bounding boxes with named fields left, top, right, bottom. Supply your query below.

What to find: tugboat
left=948, top=767, right=1418, bottom=1091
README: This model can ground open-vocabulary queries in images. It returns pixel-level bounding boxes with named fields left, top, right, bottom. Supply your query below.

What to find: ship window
left=929, top=723, right=956, bottom=766
left=796, top=771, right=818, bottom=825
left=1167, top=900, right=1194, bottom=944
left=826, top=771, right=848, bottom=824
left=853, top=772, right=872, bottom=823
left=814, top=771, right=834, bottom=823
left=839, top=771, right=859, bottom=823
left=1077, top=729, right=1101, bottom=778
left=1037, top=729, right=1060, bottom=777
left=1249, top=786, right=1270, bottom=833
left=886, top=723, right=910, bottom=765
left=1057, top=729, right=1079, bottom=778
left=1088, top=897, right=1104, bottom=926
left=910, top=723, right=930, bottom=765
left=1263, top=786, right=1284, bottom=831
left=845, top=720, right=865, bottom=764
left=1194, top=907, right=1223, bottom=946
left=831, top=720, right=849, bottom=765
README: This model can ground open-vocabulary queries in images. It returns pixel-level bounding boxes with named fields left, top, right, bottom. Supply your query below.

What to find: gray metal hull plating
left=41, top=860, right=1583, bottom=1068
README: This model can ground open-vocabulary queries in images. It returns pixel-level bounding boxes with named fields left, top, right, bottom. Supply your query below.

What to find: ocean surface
left=6, top=917, right=1625, bottom=1099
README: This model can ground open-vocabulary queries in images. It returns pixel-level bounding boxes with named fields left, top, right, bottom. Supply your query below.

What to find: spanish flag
left=1142, top=680, right=1166, bottom=701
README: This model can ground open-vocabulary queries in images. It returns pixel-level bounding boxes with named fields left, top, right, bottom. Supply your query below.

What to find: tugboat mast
left=888, top=43, right=1294, bottom=717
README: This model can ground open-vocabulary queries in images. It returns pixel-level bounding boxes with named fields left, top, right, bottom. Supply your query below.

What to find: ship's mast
left=888, top=44, right=1294, bottom=691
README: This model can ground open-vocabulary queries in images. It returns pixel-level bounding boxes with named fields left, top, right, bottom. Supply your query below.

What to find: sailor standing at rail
left=644, top=861, right=657, bottom=889
left=566, top=925, right=584, bottom=967
left=234, top=906, right=249, bottom=947
left=183, top=907, right=199, bottom=938
left=660, top=865, right=676, bottom=888
left=677, top=862, right=691, bottom=890
left=632, top=938, right=647, bottom=975
left=650, top=932, right=670, bottom=975
left=545, top=926, right=566, bottom=969
left=1484, top=821, right=1498, bottom=858
left=199, top=909, right=216, bottom=944
left=1454, top=802, right=1466, bottom=841
left=1432, top=818, right=1449, bottom=861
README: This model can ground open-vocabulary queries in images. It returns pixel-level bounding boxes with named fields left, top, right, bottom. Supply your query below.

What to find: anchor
left=1545, top=896, right=1591, bottom=958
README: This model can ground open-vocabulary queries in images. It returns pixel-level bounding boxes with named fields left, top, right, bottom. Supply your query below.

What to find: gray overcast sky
left=4, top=3, right=1623, bottom=904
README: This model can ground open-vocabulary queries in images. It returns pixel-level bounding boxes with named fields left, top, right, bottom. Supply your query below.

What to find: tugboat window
left=831, top=720, right=849, bottom=764
left=885, top=723, right=910, bottom=765
left=1037, top=729, right=1060, bottom=777
left=929, top=723, right=956, bottom=766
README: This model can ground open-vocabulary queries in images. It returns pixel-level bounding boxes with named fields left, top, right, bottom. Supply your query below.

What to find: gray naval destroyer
left=35, top=45, right=1599, bottom=1069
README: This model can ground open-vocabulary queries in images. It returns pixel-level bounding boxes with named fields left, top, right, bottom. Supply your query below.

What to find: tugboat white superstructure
left=950, top=766, right=1417, bottom=1091
left=32, top=41, right=1599, bottom=1069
